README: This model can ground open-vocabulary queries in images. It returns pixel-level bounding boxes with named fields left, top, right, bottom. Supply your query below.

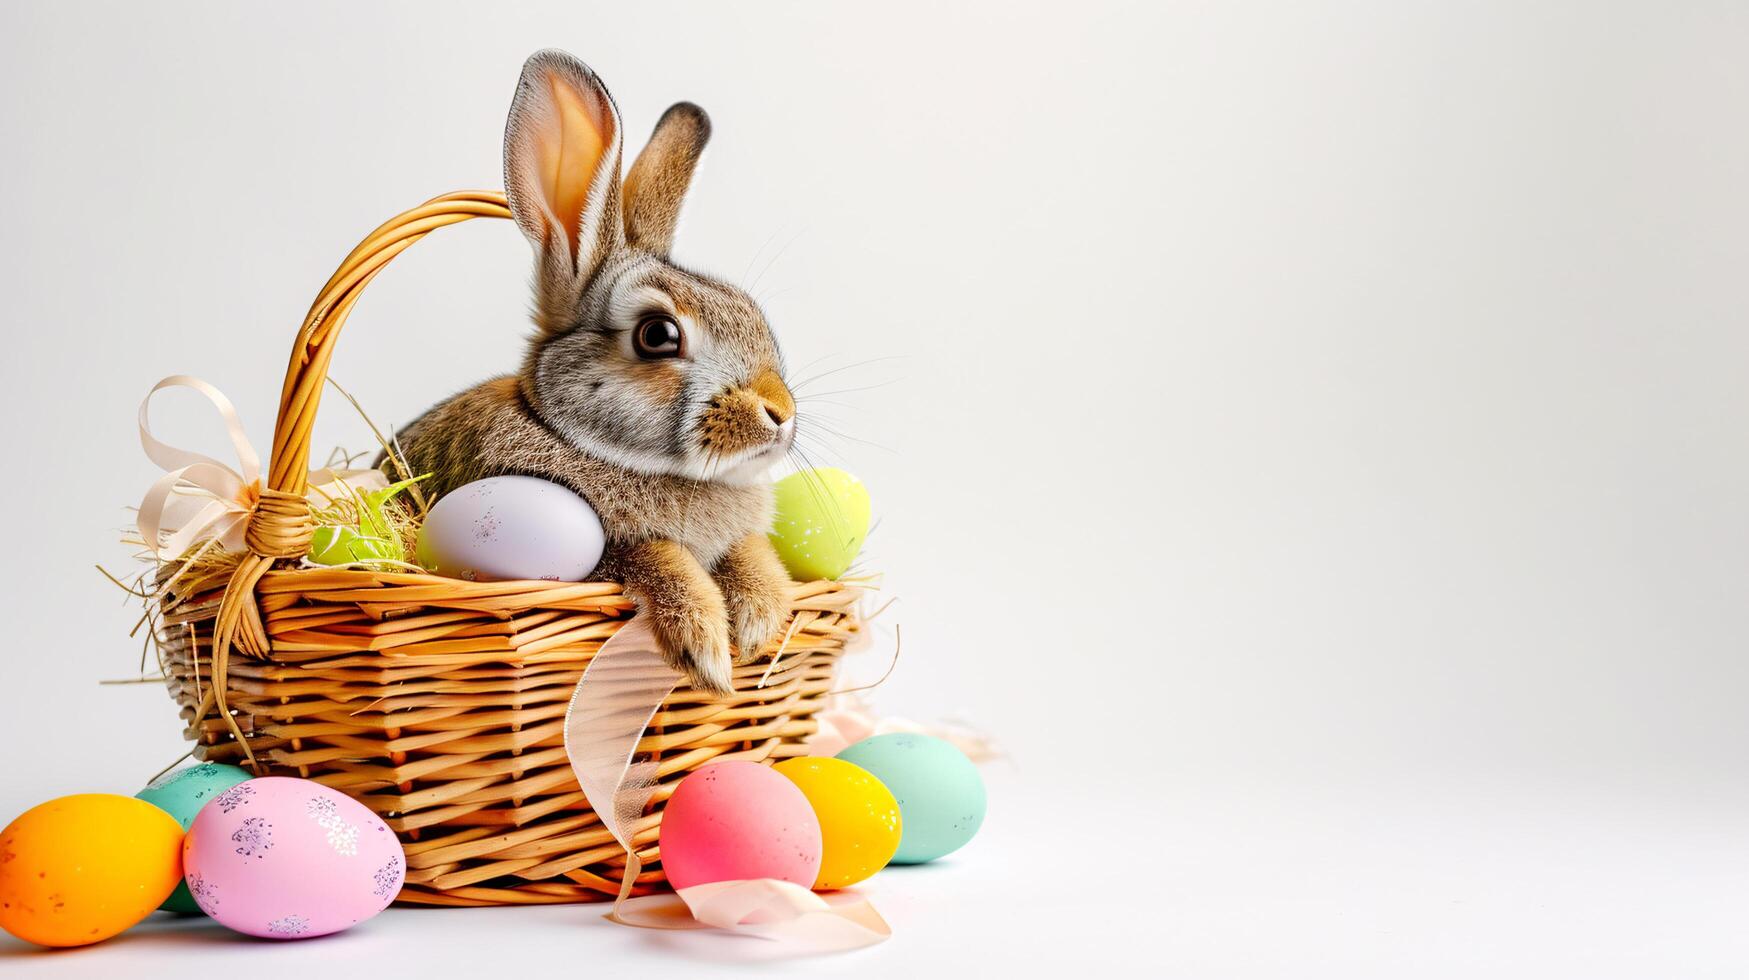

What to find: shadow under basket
left=147, top=190, right=865, bottom=906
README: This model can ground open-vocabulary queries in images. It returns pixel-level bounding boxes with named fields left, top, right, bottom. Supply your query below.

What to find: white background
left=2, top=1, right=1747, bottom=975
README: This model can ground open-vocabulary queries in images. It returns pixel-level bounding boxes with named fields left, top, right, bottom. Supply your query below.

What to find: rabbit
left=389, top=49, right=798, bottom=697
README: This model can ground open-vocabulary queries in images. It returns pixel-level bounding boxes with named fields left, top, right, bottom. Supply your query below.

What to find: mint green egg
left=769, top=467, right=871, bottom=581
left=135, top=763, right=253, bottom=914
left=837, top=733, right=985, bottom=864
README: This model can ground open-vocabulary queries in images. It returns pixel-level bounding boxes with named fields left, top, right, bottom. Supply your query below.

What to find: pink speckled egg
left=659, top=761, right=823, bottom=890
left=182, top=777, right=404, bottom=939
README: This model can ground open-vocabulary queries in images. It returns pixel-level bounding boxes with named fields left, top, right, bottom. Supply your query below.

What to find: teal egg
left=135, top=763, right=253, bottom=914
left=836, top=734, right=985, bottom=864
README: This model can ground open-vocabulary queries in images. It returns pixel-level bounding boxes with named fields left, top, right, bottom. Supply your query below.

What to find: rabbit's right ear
left=504, top=49, right=624, bottom=332
left=623, top=102, right=711, bottom=257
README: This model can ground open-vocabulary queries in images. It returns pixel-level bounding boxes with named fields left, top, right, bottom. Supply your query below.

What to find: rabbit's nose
left=770, top=414, right=796, bottom=448
left=750, top=370, right=795, bottom=426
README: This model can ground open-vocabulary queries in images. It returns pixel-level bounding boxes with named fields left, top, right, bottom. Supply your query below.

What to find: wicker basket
left=149, top=190, right=864, bottom=906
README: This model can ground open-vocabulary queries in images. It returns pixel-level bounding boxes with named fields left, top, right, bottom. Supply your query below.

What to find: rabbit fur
left=391, top=49, right=799, bottom=696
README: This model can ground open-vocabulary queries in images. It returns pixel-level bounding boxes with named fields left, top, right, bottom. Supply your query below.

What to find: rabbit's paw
left=715, top=534, right=794, bottom=665
left=725, top=578, right=788, bottom=665
left=650, top=593, right=734, bottom=696
left=618, top=539, right=736, bottom=696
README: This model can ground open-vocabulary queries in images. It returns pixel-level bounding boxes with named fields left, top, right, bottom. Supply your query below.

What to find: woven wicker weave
left=151, top=191, right=863, bottom=906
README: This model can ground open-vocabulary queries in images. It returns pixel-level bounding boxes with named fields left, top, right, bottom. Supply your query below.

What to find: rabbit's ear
left=504, top=50, right=624, bottom=324
left=622, top=102, right=711, bottom=257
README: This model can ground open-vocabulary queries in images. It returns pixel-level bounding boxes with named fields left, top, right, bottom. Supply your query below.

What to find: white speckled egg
left=415, top=476, right=605, bottom=582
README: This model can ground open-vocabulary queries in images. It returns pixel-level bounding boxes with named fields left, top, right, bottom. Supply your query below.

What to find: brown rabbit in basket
left=390, top=49, right=798, bottom=696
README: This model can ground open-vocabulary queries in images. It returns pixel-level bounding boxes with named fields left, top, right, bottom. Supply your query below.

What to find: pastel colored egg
left=658, top=761, right=822, bottom=890
left=768, top=467, right=871, bottom=581
left=181, top=777, right=404, bottom=939
left=307, top=525, right=398, bottom=566
left=772, top=757, right=902, bottom=890
left=0, top=794, right=185, bottom=947
left=416, top=475, right=605, bottom=582
left=837, top=734, right=986, bottom=864
left=135, top=763, right=255, bottom=914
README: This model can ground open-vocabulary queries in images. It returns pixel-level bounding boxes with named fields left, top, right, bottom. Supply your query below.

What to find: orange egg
left=0, top=793, right=185, bottom=947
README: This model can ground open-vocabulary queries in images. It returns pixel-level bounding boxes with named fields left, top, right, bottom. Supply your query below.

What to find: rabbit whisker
left=754, top=285, right=798, bottom=306
left=792, top=431, right=850, bottom=467
left=742, top=225, right=786, bottom=284
left=793, top=396, right=861, bottom=412
left=793, top=379, right=902, bottom=400
left=789, top=355, right=905, bottom=394
left=784, top=442, right=852, bottom=544
left=801, top=419, right=896, bottom=455
left=748, top=228, right=806, bottom=295
left=787, top=349, right=843, bottom=381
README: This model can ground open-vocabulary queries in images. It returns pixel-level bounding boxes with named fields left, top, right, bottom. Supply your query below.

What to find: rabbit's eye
left=633, top=315, right=684, bottom=359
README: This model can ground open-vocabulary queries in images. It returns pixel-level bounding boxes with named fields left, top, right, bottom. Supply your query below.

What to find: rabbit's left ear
left=622, top=102, right=711, bottom=257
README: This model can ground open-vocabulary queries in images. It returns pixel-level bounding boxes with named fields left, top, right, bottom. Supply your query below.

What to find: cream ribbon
left=137, top=375, right=263, bottom=559
left=564, top=613, right=891, bottom=953
left=612, top=879, right=891, bottom=950
left=137, top=375, right=385, bottom=561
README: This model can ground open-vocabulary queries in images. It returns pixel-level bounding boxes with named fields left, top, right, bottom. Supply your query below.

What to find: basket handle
left=199, top=191, right=513, bottom=768
left=265, top=190, right=513, bottom=498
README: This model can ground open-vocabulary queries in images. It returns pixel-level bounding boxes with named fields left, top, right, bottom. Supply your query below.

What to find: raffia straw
left=757, top=611, right=812, bottom=688
left=825, top=625, right=902, bottom=697
left=325, top=375, right=429, bottom=515
left=305, top=478, right=427, bottom=569
left=147, top=748, right=195, bottom=785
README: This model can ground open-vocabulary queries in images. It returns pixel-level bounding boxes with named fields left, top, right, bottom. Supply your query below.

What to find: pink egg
left=182, top=777, right=404, bottom=939
left=659, top=761, right=823, bottom=890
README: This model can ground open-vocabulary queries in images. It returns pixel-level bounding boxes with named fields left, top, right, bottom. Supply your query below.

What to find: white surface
left=2, top=0, right=1747, bottom=975
left=4, top=766, right=1747, bottom=976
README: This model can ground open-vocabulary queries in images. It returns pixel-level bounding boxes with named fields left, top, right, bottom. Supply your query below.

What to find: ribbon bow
left=139, top=376, right=388, bottom=562
left=137, top=375, right=383, bottom=765
left=137, top=376, right=267, bottom=561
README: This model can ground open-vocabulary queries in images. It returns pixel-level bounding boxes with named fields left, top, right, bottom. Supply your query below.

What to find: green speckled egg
left=769, top=467, right=871, bottom=581
left=135, top=763, right=253, bottom=914
left=837, top=734, right=985, bottom=864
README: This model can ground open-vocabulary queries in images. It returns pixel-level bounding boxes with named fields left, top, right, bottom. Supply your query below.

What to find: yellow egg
left=0, top=794, right=185, bottom=947
left=772, top=757, right=902, bottom=890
